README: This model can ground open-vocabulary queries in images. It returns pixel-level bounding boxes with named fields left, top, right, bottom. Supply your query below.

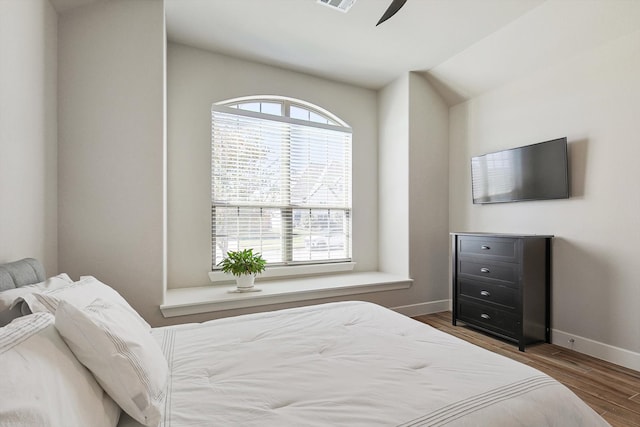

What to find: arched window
left=211, top=96, right=352, bottom=269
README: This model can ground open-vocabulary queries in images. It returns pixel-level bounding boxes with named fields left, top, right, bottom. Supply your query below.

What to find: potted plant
left=217, top=248, right=267, bottom=292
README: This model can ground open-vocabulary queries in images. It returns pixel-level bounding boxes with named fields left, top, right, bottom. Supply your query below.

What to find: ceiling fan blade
left=376, top=0, right=408, bottom=26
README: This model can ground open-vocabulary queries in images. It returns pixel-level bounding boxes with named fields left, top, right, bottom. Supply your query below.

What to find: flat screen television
left=471, top=137, right=569, bottom=204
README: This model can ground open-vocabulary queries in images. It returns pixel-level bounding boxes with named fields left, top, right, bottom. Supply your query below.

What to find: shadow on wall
left=420, top=71, right=467, bottom=107
left=552, top=237, right=613, bottom=342
left=567, top=138, right=588, bottom=199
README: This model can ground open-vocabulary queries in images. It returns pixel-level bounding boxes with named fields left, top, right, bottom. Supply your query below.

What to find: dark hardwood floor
left=413, top=311, right=640, bottom=427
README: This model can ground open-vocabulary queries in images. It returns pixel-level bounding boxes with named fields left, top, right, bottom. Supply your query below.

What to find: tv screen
left=471, top=137, right=569, bottom=204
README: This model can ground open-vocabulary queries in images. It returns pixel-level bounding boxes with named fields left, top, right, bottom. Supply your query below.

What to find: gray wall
left=378, top=74, right=410, bottom=276
left=378, top=73, right=450, bottom=314
left=449, top=28, right=640, bottom=365
left=408, top=73, right=450, bottom=305
left=57, top=0, right=166, bottom=323
left=0, top=0, right=58, bottom=275
left=166, top=43, right=379, bottom=288
left=54, top=5, right=451, bottom=329
left=165, top=44, right=451, bottom=320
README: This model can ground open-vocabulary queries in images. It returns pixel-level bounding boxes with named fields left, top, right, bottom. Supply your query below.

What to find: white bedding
left=119, top=301, right=609, bottom=427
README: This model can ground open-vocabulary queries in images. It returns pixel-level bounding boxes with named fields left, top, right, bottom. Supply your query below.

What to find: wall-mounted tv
left=471, top=137, right=569, bottom=204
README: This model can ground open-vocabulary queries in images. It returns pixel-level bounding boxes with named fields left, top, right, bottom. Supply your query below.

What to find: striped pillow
left=0, top=313, right=120, bottom=427
left=55, top=299, right=167, bottom=427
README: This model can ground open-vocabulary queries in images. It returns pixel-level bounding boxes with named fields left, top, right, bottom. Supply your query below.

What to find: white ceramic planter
left=235, top=274, right=256, bottom=291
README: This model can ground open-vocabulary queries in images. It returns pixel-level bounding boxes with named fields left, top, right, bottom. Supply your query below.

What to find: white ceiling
left=165, top=0, right=640, bottom=105
left=165, top=0, right=544, bottom=91
left=426, top=0, right=640, bottom=104
left=52, top=0, right=640, bottom=106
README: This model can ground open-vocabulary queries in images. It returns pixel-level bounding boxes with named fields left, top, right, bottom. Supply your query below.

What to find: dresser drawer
left=458, top=301, right=519, bottom=338
left=458, top=236, right=518, bottom=262
left=458, top=259, right=519, bottom=285
left=458, top=279, right=518, bottom=310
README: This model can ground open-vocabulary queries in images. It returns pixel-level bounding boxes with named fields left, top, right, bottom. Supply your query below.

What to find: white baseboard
left=393, top=299, right=450, bottom=317
left=552, top=329, right=640, bottom=372
left=392, top=300, right=640, bottom=372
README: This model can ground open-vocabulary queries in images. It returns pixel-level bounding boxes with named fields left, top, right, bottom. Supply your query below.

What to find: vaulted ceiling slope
left=52, top=0, right=640, bottom=106
left=165, top=0, right=545, bottom=96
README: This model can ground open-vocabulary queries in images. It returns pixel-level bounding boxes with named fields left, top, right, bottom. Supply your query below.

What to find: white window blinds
left=211, top=101, right=352, bottom=269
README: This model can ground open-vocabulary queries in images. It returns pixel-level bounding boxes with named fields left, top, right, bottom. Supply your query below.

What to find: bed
left=0, top=259, right=610, bottom=427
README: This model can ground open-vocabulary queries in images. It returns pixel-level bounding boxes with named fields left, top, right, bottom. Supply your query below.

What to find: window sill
left=161, top=272, right=413, bottom=318
left=208, top=261, right=356, bottom=283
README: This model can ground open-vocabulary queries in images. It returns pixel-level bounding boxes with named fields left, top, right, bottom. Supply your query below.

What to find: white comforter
left=119, top=301, right=609, bottom=427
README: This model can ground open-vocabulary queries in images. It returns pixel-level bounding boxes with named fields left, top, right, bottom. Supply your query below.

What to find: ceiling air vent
left=317, top=0, right=356, bottom=13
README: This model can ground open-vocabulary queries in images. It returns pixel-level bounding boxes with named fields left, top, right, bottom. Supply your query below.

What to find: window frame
left=211, top=96, right=353, bottom=272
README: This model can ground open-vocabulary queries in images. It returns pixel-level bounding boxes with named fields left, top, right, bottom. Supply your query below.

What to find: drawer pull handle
left=481, top=245, right=491, bottom=250
left=480, top=290, right=491, bottom=297
left=480, top=313, right=491, bottom=320
left=480, top=268, right=490, bottom=273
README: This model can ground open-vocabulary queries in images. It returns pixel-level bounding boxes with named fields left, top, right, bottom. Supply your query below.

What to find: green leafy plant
left=217, top=248, right=267, bottom=277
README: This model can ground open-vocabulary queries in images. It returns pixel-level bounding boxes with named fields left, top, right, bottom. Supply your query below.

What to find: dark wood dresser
left=451, top=233, right=552, bottom=351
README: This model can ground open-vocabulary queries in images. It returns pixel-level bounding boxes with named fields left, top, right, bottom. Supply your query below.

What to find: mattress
left=118, top=301, right=609, bottom=426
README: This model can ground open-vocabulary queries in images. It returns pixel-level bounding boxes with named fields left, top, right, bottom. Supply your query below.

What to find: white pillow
left=0, top=274, right=72, bottom=327
left=25, top=276, right=150, bottom=330
left=0, top=312, right=120, bottom=427
left=55, top=298, right=168, bottom=427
